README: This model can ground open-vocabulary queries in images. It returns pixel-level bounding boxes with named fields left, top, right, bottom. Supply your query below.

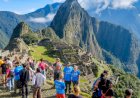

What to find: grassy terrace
left=29, top=46, right=56, bottom=63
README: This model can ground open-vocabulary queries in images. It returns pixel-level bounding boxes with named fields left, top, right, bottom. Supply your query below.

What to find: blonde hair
left=73, top=85, right=81, bottom=95
left=56, top=58, right=60, bottom=62
left=59, top=72, right=64, bottom=79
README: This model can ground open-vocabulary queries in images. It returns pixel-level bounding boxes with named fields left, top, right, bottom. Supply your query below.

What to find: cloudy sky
left=0, top=0, right=138, bottom=14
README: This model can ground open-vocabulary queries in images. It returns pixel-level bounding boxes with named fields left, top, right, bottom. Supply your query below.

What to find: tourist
left=54, top=64, right=62, bottom=81
left=53, top=58, right=62, bottom=83
left=53, top=58, right=62, bottom=70
left=20, top=64, right=30, bottom=98
left=103, top=70, right=109, bottom=78
left=124, top=89, right=133, bottom=98
left=92, top=73, right=106, bottom=98
left=33, top=68, right=46, bottom=98
left=71, top=65, right=80, bottom=86
left=13, top=56, right=20, bottom=67
left=0, top=56, right=4, bottom=80
left=14, top=62, right=23, bottom=93
left=6, top=63, right=14, bottom=91
left=38, top=58, right=48, bottom=76
left=68, top=86, right=82, bottom=98
left=6, top=58, right=13, bottom=68
left=63, top=62, right=73, bottom=94
left=27, top=57, right=35, bottom=70
left=54, top=72, right=66, bottom=98
left=1, top=58, right=7, bottom=88
left=101, top=80, right=114, bottom=98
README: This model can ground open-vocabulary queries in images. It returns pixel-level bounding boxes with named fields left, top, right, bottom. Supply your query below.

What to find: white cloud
left=111, top=0, right=138, bottom=9
left=78, top=0, right=138, bottom=14
left=46, top=13, right=56, bottom=22
left=29, top=13, right=56, bottom=23
left=29, top=17, right=48, bottom=23
left=54, top=0, right=138, bottom=13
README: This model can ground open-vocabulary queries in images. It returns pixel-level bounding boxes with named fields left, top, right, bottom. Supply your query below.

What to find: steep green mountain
left=10, top=22, right=33, bottom=40
left=49, top=0, right=140, bottom=76
left=5, top=22, right=38, bottom=51
left=0, top=29, right=8, bottom=48
left=0, top=3, right=61, bottom=48
left=50, top=0, right=102, bottom=59
left=92, top=18, right=140, bottom=75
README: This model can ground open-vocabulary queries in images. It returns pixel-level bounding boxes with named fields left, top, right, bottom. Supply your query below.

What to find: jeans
left=65, top=81, right=71, bottom=94
left=7, top=77, right=14, bottom=91
left=22, top=82, right=29, bottom=98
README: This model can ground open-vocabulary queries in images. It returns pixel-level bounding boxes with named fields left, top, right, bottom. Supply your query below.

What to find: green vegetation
left=22, top=33, right=39, bottom=45
left=29, top=46, right=56, bottom=63
left=110, top=66, right=140, bottom=98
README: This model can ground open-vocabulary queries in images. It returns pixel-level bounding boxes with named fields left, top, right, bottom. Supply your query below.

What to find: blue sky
left=0, top=0, right=139, bottom=15
left=0, top=0, right=57, bottom=14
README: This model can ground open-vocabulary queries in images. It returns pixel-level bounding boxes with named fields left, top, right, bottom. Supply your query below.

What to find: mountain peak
left=50, top=0, right=102, bottom=58
left=64, top=0, right=80, bottom=7
left=11, top=22, right=32, bottom=40
left=66, top=0, right=78, bottom=3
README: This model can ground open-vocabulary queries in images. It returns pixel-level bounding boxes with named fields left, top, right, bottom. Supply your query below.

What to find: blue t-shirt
left=54, top=80, right=65, bottom=94
left=14, top=65, right=23, bottom=80
left=63, top=66, right=73, bottom=81
left=71, top=70, right=80, bottom=82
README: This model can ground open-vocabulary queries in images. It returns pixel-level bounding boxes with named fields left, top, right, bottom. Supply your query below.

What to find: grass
left=29, top=46, right=56, bottom=63
left=92, top=57, right=113, bottom=77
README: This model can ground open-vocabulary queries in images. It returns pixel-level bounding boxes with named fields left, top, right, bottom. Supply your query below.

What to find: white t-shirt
left=33, top=73, right=46, bottom=87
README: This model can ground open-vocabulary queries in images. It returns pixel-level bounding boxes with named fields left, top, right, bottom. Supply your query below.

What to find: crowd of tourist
left=0, top=54, right=133, bottom=98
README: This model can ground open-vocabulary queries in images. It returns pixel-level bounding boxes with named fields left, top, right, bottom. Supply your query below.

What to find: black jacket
left=20, top=68, right=30, bottom=83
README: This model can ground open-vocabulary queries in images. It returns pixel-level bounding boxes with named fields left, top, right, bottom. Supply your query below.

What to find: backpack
left=92, top=78, right=102, bottom=98
left=92, top=89, right=101, bottom=98
left=92, top=78, right=101, bottom=90
left=98, top=77, right=107, bottom=90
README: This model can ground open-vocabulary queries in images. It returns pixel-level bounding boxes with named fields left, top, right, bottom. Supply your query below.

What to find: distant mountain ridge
left=0, top=2, right=61, bottom=48
left=89, top=0, right=140, bottom=39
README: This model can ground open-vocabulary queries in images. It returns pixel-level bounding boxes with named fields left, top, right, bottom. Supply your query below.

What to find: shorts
left=56, top=94, right=65, bottom=98
left=2, top=74, right=6, bottom=81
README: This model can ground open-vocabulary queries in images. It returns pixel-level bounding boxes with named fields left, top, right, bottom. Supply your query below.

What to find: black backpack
left=20, top=69, right=26, bottom=82
left=98, top=77, right=106, bottom=90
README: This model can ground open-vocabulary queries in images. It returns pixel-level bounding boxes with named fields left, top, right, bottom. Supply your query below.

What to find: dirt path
left=0, top=81, right=56, bottom=98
